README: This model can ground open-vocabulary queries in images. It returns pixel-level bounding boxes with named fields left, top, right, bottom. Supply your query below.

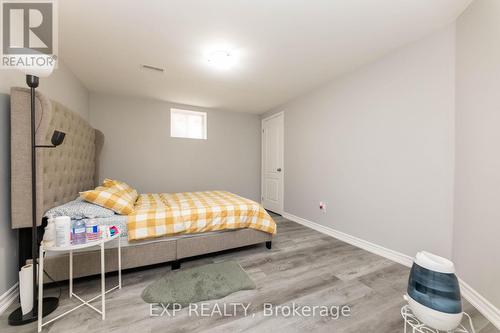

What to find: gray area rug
left=141, top=261, right=256, bottom=307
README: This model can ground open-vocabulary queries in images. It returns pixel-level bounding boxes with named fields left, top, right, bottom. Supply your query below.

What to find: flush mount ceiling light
left=206, top=50, right=236, bottom=70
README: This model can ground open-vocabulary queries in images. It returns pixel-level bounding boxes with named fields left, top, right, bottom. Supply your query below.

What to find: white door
left=262, top=112, right=284, bottom=214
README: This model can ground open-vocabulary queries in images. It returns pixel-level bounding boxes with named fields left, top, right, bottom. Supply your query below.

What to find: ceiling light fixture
left=206, top=50, right=236, bottom=70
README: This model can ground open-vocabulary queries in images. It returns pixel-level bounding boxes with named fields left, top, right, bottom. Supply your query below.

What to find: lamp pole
left=27, top=74, right=39, bottom=316
left=8, top=75, right=61, bottom=326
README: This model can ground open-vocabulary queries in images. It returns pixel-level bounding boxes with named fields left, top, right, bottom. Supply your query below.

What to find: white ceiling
left=59, top=0, right=472, bottom=114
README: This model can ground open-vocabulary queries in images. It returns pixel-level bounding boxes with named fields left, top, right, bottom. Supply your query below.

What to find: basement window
left=170, top=108, right=207, bottom=140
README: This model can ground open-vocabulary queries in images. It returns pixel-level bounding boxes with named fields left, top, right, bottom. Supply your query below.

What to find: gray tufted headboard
left=10, top=87, right=104, bottom=229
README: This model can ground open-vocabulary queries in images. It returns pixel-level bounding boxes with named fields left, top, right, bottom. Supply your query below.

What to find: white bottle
left=43, top=216, right=56, bottom=247
left=55, top=216, right=71, bottom=247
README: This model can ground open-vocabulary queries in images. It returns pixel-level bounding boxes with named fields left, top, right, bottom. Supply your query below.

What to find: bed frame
left=10, top=87, right=273, bottom=281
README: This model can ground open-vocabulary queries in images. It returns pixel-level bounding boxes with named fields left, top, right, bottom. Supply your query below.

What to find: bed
left=10, top=87, right=275, bottom=282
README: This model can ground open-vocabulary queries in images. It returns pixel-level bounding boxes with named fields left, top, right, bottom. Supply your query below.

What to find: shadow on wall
left=0, top=93, right=19, bottom=295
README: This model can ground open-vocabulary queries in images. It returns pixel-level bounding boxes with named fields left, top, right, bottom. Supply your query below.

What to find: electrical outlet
left=319, top=201, right=327, bottom=213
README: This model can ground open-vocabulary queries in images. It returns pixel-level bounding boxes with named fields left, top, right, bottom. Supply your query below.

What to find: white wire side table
left=38, top=233, right=122, bottom=332
left=401, top=304, right=475, bottom=333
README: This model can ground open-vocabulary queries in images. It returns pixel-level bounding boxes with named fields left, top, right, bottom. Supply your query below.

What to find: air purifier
left=406, top=251, right=463, bottom=331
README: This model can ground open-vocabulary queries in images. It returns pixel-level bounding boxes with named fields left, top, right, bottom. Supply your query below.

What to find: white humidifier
left=406, top=251, right=463, bottom=331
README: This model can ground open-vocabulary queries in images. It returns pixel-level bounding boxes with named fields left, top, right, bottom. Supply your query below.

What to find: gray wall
left=454, top=0, right=500, bottom=308
left=89, top=94, right=261, bottom=201
left=0, top=61, right=89, bottom=120
left=0, top=62, right=89, bottom=297
left=263, top=25, right=456, bottom=259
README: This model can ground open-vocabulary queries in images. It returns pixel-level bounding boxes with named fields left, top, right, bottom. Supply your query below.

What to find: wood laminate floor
left=1, top=214, right=498, bottom=333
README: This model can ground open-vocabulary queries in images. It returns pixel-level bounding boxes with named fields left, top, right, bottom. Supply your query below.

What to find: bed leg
left=266, top=241, right=272, bottom=250
left=171, top=260, right=181, bottom=270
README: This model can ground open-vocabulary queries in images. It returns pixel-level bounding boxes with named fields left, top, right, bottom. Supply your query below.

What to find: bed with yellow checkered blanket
left=127, top=191, right=276, bottom=241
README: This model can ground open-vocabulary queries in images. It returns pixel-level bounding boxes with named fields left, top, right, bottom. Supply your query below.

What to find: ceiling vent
left=140, top=64, right=165, bottom=73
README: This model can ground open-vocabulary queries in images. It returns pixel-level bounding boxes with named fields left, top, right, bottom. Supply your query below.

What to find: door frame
left=261, top=111, right=284, bottom=215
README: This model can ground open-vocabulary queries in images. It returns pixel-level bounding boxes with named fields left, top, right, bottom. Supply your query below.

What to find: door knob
left=277, top=168, right=282, bottom=172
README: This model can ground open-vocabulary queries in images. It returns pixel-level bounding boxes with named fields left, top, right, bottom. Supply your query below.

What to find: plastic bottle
left=72, top=218, right=86, bottom=245
left=85, top=217, right=99, bottom=242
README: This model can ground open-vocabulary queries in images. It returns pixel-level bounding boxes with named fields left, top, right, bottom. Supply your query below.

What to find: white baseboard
left=282, top=212, right=413, bottom=267
left=460, top=279, right=500, bottom=329
left=282, top=212, right=500, bottom=329
left=0, top=283, right=19, bottom=315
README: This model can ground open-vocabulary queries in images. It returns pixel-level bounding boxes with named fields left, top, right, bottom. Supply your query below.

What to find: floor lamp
left=8, top=66, right=66, bottom=326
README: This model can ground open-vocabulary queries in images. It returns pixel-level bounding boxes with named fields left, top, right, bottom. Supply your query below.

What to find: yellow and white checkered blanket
left=127, top=191, right=277, bottom=241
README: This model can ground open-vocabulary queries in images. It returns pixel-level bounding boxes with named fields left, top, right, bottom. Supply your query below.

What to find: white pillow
left=44, top=197, right=115, bottom=219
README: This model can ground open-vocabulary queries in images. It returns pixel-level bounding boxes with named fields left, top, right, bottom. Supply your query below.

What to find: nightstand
left=38, top=233, right=122, bottom=332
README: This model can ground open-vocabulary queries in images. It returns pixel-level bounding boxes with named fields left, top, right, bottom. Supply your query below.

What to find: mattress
left=128, top=191, right=276, bottom=240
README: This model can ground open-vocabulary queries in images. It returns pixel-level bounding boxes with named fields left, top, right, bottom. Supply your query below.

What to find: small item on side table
left=42, top=216, right=56, bottom=247
left=97, top=225, right=120, bottom=239
left=98, top=225, right=105, bottom=239
left=72, top=218, right=87, bottom=245
left=85, top=217, right=99, bottom=242
left=109, top=226, right=119, bottom=237
left=99, top=225, right=110, bottom=239
left=55, top=216, right=71, bottom=247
